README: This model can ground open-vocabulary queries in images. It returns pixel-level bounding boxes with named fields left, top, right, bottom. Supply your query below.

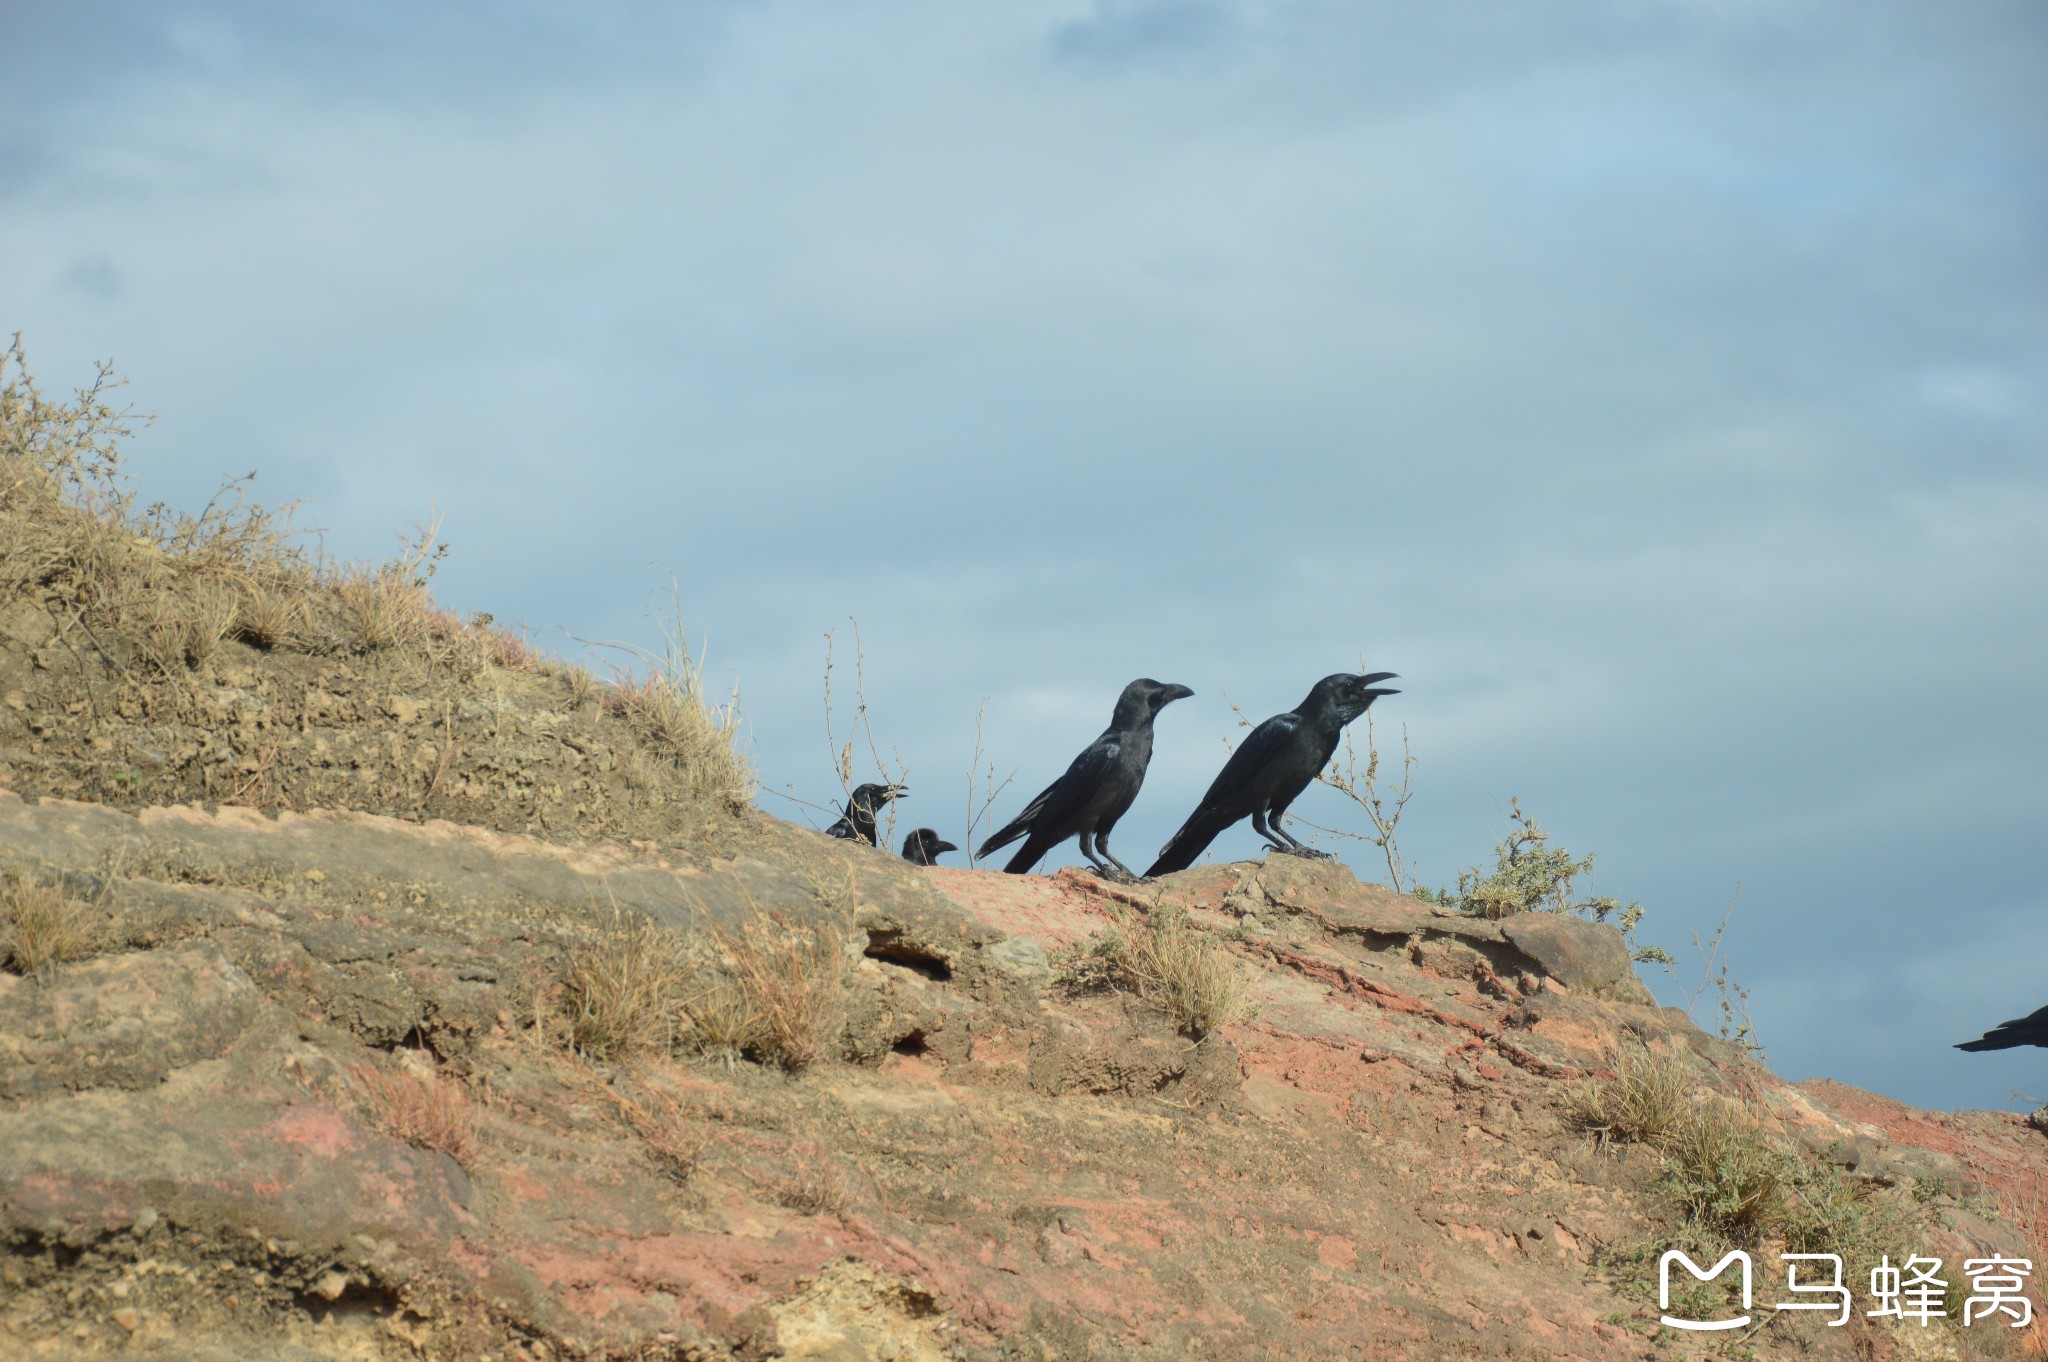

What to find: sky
left=3, top=0, right=2044, bottom=1113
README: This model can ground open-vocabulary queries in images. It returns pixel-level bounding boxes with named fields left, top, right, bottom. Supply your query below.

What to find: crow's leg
left=1263, top=810, right=1333, bottom=859
left=1095, top=834, right=1145, bottom=884
left=1080, top=831, right=1141, bottom=884
left=1249, top=809, right=1292, bottom=853
left=1075, top=831, right=1117, bottom=876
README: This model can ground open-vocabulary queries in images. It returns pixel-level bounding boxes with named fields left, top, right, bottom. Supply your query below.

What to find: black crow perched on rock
left=826, top=782, right=905, bottom=847
left=1148, top=672, right=1398, bottom=876
left=899, top=828, right=958, bottom=865
left=978, top=678, right=1195, bottom=881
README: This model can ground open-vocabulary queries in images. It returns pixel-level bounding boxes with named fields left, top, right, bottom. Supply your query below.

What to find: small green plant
left=1052, top=901, right=1252, bottom=1039
left=1659, top=1103, right=1784, bottom=1237
left=1443, top=797, right=1673, bottom=965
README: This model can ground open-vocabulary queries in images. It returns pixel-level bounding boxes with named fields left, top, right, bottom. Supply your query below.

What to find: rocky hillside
left=3, top=784, right=2044, bottom=1361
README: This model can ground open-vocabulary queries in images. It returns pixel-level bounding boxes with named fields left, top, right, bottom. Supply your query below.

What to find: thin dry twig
left=821, top=618, right=910, bottom=850
left=963, top=696, right=1015, bottom=869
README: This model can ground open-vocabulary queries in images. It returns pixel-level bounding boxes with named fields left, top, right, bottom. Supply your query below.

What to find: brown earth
left=3, top=784, right=2044, bottom=1361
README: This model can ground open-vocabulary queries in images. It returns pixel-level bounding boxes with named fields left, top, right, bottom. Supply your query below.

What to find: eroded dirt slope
left=4, top=790, right=2043, bottom=1361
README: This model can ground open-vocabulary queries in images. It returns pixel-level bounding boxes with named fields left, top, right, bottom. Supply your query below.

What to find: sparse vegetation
left=1426, top=797, right=1675, bottom=966
left=0, top=873, right=99, bottom=976
left=583, top=1070, right=708, bottom=1186
left=592, top=584, right=753, bottom=813
left=1308, top=710, right=1419, bottom=893
left=684, top=910, right=851, bottom=1072
left=774, top=1140, right=851, bottom=1215
left=1678, top=888, right=1764, bottom=1056
left=817, top=619, right=909, bottom=847
left=561, top=909, right=694, bottom=1060
left=1659, top=1101, right=1785, bottom=1237
left=1053, top=900, right=1252, bottom=1039
left=1569, top=1047, right=1689, bottom=1148
left=1, top=338, right=753, bottom=832
left=347, top=1059, right=477, bottom=1162
left=1580, top=1050, right=1934, bottom=1339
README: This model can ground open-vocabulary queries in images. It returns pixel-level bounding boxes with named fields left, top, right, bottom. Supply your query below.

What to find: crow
left=1147, top=671, right=1398, bottom=877
left=977, top=678, right=1195, bottom=881
left=900, top=828, right=958, bottom=865
left=1956, top=1003, right=2048, bottom=1052
left=825, top=782, right=905, bottom=847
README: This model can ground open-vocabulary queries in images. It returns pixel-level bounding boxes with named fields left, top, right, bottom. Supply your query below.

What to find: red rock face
left=1, top=792, right=2041, bottom=1360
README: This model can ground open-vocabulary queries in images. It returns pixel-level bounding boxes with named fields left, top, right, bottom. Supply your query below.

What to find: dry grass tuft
left=469, top=613, right=542, bottom=673
left=684, top=911, right=850, bottom=1072
left=347, top=1059, right=477, bottom=1162
left=0, top=875, right=98, bottom=976
left=561, top=910, right=694, bottom=1061
left=775, top=1141, right=850, bottom=1216
left=230, top=570, right=314, bottom=650
left=1054, top=901, right=1252, bottom=1040
left=1571, top=1052, right=1781, bottom=1234
left=1122, top=903, right=1252, bottom=1039
left=594, top=589, right=753, bottom=812
left=138, top=581, right=240, bottom=673
left=586, top=1072, right=708, bottom=1185
left=1569, top=1048, right=1690, bottom=1147
left=332, top=564, right=437, bottom=655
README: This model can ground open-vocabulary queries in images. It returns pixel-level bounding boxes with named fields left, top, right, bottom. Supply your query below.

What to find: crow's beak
left=1359, top=671, right=1399, bottom=685
left=889, top=786, right=909, bottom=799
left=1364, top=688, right=1400, bottom=701
left=936, top=840, right=959, bottom=854
left=1163, top=683, right=1195, bottom=703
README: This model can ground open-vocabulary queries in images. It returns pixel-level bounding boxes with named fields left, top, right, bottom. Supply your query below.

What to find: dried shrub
left=595, top=590, right=753, bottom=812
left=684, top=912, right=850, bottom=1072
left=137, top=581, right=240, bottom=673
left=0, top=875, right=98, bottom=975
left=561, top=911, right=693, bottom=1060
left=587, top=1074, right=708, bottom=1185
left=231, top=570, right=314, bottom=650
left=348, top=1060, right=476, bottom=1161
left=1053, top=901, right=1251, bottom=1039
left=775, top=1141, right=850, bottom=1216
left=1569, top=1048, right=1690, bottom=1148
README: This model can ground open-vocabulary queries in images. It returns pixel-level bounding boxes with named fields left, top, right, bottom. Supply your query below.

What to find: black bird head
left=1306, top=671, right=1400, bottom=725
left=848, top=782, right=907, bottom=813
left=900, top=828, right=958, bottom=865
left=1114, top=677, right=1196, bottom=725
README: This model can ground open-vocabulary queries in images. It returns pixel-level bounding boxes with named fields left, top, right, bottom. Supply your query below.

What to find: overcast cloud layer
left=4, top=1, right=2044, bottom=1111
